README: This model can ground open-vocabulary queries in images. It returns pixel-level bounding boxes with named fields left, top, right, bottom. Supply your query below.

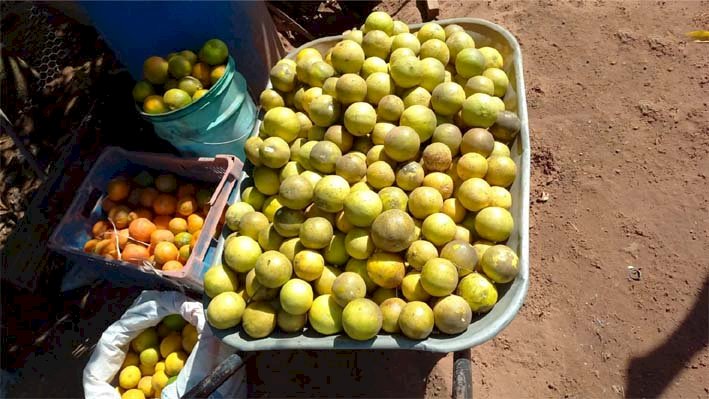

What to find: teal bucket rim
left=138, top=56, right=236, bottom=119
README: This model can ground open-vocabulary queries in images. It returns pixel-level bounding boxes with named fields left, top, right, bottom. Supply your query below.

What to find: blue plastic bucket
left=139, top=57, right=257, bottom=159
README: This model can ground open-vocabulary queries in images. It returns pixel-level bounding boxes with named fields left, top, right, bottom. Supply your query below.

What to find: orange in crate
left=154, top=242, right=179, bottom=265
left=122, top=244, right=150, bottom=265
left=139, top=187, right=159, bottom=208
left=153, top=194, right=177, bottom=216
left=107, top=177, right=131, bottom=202
left=168, top=218, right=188, bottom=235
left=129, top=218, right=156, bottom=243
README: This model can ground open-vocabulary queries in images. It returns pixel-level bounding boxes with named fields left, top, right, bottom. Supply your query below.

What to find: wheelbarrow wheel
left=453, top=349, right=473, bottom=399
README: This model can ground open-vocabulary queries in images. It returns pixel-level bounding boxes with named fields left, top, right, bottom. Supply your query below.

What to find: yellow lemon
left=121, top=389, right=145, bottom=399
left=182, top=324, right=198, bottom=353
left=119, top=365, right=141, bottom=389
left=137, top=376, right=154, bottom=397
left=139, top=347, right=159, bottom=367
left=160, top=333, right=183, bottom=358
left=151, top=370, right=169, bottom=392
left=165, top=351, right=188, bottom=377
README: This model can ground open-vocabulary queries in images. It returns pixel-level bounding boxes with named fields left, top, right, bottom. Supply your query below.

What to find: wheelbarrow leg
left=181, top=352, right=248, bottom=399
left=453, top=349, right=473, bottom=399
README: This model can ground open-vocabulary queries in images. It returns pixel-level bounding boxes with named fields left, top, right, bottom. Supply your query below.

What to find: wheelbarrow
left=183, top=18, right=530, bottom=398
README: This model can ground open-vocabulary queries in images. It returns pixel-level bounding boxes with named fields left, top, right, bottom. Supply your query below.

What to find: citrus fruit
left=254, top=250, right=292, bottom=288
left=132, top=81, right=155, bottom=102
left=342, top=28, right=363, bottom=44
left=458, top=273, right=498, bottom=312
left=431, top=82, right=466, bottom=116
left=391, top=33, right=420, bottom=56
left=366, top=252, right=405, bottom=289
left=331, top=271, right=367, bottom=307
left=366, top=161, right=395, bottom=189
left=377, top=95, right=405, bottom=122
left=163, top=89, right=191, bottom=110
left=455, top=48, right=486, bottom=78
left=474, top=206, right=513, bottom=242
left=433, top=295, right=472, bottom=334
left=364, top=11, right=394, bottom=35
left=309, top=140, right=342, bottom=173
left=335, top=73, right=367, bottom=105
left=461, top=128, right=495, bottom=157
left=371, top=122, right=395, bottom=145
left=420, top=38, right=450, bottom=65
left=168, top=55, right=192, bottom=79
left=342, top=298, right=382, bottom=340
left=378, top=186, right=408, bottom=212
left=445, top=31, right=475, bottom=60
left=277, top=309, right=307, bottom=333
left=441, top=240, right=477, bottom=277
left=381, top=126, right=419, bottom=163
left=224, top=235, right=262, bottom=272
left=372, top=287, right=397, bottom=305
left=395, top=161, right=425, bottom=191
left=457, top=177, right=491, bottom=211
left=119, top=365, right=141, bottom=389
left=299, top=217, right=334, bottom=249
left=408, top=186, right=443, bottom=219
left=242, top=302, right=277, bottom=338
left=481, top=244, right=519, bottom=283
left=335, top=210, right=354, bottom=233
left=335, top=153, right=367, bottom=184
left=478, top=46, right=503, bottom=69
left=462, top=93, right=500, bottom=128
left=199, top=38, right=229, bottom=65
left=322, top=232, right=348, bottom=267
left=137, top=376, right=154, bottom=397
left=417, top=22, right=446, bottom=43
left=401, top=271, right=431, bottom=302
left=258, top=223, right=284, bottom=251
left=314, top=265, right=341, bottom=295
left=344, top=190, right=382, bottom=227
left=344, top=102, right=377, bottom=136
left=151, top=370, right=168, bottom=393
left=159, top=333, right=182, bottom=358
left=269, top=62, right=297, bottom=92
left=392, top=20, right=409, bottom=34
left=366, top=72, right=394, bottom=104
left=191, top=62, right=211, bottom=87
left=279, top=279, right=314, bottom=315
left=344, top=228, right=375, bottom=259
left=420, top=258, right=458, bottom=297
left=273, top=207, right=306, bottom=238
left=143, top=56, right=168, bottom=84
left=244, top=269, right=278, bottom=301
left=225, top=202, right=255, bottom=231
left=307, top=60, right=335, bottom=87
left=366, top=145, right=395, bottom=166
left=485, top=156, right=517, bottom=187
left=419, top=57, right=445, bottom=92
left=207, top=291, right=245, bottom=329
left=311, top=175, right=349, bottom=213
left=259, top=89, right=285, bottom=111
left=370, top=209, right=415, bottom=252
left=309, top=294, right=343, bottom=335
left=400, top=104, right=437, bottom=141
left=390, top=55, right=421, bottom=88
left=262, top=195, right=283, bottom=222
left=204, top=263, right=239, bottom=298
left=324, top=125, right=354, bottom=152
left=237, top=211, right=269, bottom=240
left=491, top=141, right=511, bottom=158
left=423, top=172, right=454, bottom=199
left=341, top=259, right=374, bottom=292
left=422, top=142, right=453, bottom=172
left=296, top=48, right=322, bottom=63
left=362, top=30, right=392, bottom=59
left=457, top=152, right=488, bottom=180
left=322, top=76, right=338, bottom=97
left=263, top=107, right=300, bottom=142
left=361, top=56, right=388, bottom=78
left=483, top=68, right=509, bottom=97
left=464, top=75, right=495, bottom=97
left=253, top=166, right=280, bottom=196
left=331, top=40, right=365, bottom=74
left=422, top=213, right=457, bottom=246
left=380, top=297, right=406, bottom=333
left=406, top=240, right=439, bottom=271
left=398, top=301, right=434, bottom=339
left=488, top=186, right=512, bottom=209
left=142, top=94, right=169, bottom=114
left=490, top=110, right=521, bottom=142
left=278, top=175, right=313, bottom=210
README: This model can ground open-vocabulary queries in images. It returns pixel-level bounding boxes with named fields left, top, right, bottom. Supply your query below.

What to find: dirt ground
left=2, top=1, right=708, bottom=398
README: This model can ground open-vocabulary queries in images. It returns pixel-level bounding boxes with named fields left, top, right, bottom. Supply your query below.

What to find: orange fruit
left=109, top=206, right=132, bottom=229
left=210, top=65, right=226, bottom=85
left=190, top=229, right=201, bottom=249
left=150, top=229, right=175, bottom=248
left=176, top=196, right=197, bottom=216
left=154, top=242, right=179, bottom=265
left=178, top=245, right=191, bottom=263
left=107, top=178, right=131, bottom=202
left=155, top=174, right=178, bottom=193
left=129, top=218, right=157, bottom=243
left=153, top=194, right=177, bottom=216
left=84, top=239, right=99, bottom=253
left=162, top=260, right=184, bottom=271
left=177, top=184, right=196, bottom=198
left=92, top=221, right=109, bottom=238
left=101, top=198, right=117, bottom=213
left=154, top=215, right=171, bottom=230
left=129, top=208, right=153, bottom=221
left=187, top=214, right=204, bottom=233
left=122, top=244, right=150, bottom=265
left=143, top=95, right=168, bottom=114
left=191, top=63, right=211, bottom=87
left=139, top=187, right=159, bottom=208
left=117, top=228, right=130, bottom=248
left=168, top=218, right=188, bottom=235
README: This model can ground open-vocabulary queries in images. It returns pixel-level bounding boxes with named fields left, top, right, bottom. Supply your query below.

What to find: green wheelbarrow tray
left=206, top=17, right=530, bottom=354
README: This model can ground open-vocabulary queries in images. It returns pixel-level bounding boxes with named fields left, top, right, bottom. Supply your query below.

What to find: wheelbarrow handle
left=181, top=352, right=248, bottom=399
left=453, top=349, right=473, bottom=399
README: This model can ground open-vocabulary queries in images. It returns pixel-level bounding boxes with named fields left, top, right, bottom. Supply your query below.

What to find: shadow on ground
left=246, top=349, right=444, bottom=397
left=625, top=277, right=709, bottom=397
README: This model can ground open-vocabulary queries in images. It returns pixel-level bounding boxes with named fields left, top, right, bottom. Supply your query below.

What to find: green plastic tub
left=140, top=56, right=257, bottom=160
